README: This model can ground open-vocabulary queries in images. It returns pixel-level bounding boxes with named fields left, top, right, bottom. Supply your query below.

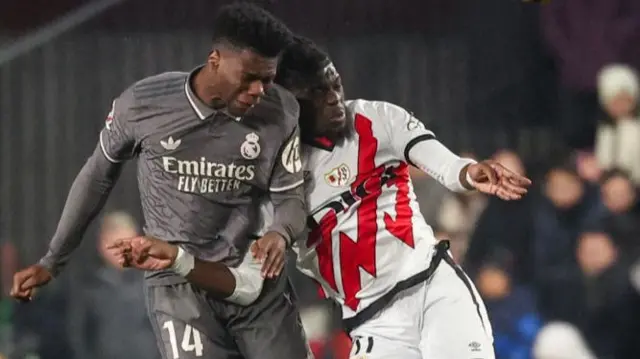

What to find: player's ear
left=208, top=49, right=221, bottom=71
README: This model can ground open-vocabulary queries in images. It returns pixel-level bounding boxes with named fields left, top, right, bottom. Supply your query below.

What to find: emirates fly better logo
left=160, top=136, right=256, bottom=194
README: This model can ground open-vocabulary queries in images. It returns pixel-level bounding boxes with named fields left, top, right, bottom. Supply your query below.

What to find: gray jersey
left=98, top=69, right=302, bottom=283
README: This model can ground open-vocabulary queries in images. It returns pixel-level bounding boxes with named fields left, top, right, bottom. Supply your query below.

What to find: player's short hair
left=276, top=35, right=331, bottom=90
left=212, top=2, right=293, bottom=58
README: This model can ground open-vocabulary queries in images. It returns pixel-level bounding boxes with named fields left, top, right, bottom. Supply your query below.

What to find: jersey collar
left=307, top=136, right=336, bottom=151
left=184, top=65, right=240, bottom=122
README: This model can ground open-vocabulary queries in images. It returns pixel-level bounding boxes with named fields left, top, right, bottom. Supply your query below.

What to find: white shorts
left=348, top=259, right=494, bottom=359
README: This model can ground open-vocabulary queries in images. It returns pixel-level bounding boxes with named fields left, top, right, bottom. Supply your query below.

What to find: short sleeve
left=269, top=125, right=304, bottom=193
left=99, top=89, right=138, bottom=162
left=373, top=101, right=436, bottom=164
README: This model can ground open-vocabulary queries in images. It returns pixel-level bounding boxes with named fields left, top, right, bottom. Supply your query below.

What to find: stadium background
left=1, top=0, right=639, bottom=358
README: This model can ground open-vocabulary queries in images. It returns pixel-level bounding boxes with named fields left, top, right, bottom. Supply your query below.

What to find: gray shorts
left=145, top=272, right=311, bottom=359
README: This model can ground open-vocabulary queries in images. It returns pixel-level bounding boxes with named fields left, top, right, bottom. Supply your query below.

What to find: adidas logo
left=161, top=136, right=181, bottom=151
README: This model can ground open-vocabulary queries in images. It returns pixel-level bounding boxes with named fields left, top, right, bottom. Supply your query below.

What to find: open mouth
left=237, top=101, right=255, bottom=108
left=328, top=108, right=346, bottom=123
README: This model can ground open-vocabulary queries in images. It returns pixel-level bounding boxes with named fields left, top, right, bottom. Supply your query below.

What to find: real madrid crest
left=240, top=132, right=261, bottom=160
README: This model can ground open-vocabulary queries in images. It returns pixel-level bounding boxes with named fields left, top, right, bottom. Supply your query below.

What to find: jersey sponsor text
left=162, top=156, right=255, bottom=193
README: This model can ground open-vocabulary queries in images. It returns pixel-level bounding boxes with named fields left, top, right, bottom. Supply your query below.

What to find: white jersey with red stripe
left=294, top=99, right=440, bottom=320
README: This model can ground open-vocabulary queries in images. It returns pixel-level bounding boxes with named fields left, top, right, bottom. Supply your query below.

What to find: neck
left=193, top=68, right=226, bottom=109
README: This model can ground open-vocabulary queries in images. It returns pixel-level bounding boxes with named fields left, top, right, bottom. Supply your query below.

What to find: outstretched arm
left=41, top=91, right=139, bottom=275
left=39, top=147, right=124, bottom=273
left=108, top=236, right=262, bottom=305
left=11, top=91, right=138, bottom=301
left=406, top=138, right=530, bottom=200
left=374, top=101, right=531, bottom=199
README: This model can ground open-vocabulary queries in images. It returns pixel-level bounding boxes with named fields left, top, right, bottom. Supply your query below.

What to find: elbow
left=289, top=204, right=307, bottom=239
left=271, top=196, right=307, bottom=245
left=286, top=212, right=307, bottom=245
left=87, top=144, right=122, bottom=190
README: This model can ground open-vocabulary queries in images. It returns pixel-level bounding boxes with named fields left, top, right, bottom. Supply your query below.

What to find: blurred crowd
left=417, top=62, right=640, bottom=359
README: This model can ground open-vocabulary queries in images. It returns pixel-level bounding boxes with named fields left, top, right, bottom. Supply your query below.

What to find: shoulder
left=112, top=72, right=188, bottom=122
left=251, top=84, right=300, bottom=135
left=346, top=99, right=410, bottom=122
left=131, top=71, right=188, bottom=102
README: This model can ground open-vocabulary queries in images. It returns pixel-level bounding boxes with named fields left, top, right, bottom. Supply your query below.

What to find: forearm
left=173, top=247, right=262, bottom=306
left=408, top=139, right=475, bottom=192
left=186, top=259, right=236, bottom=298
left=39, top=145, right=122, bottom=275
left=267, top=185, right=306, bottom=246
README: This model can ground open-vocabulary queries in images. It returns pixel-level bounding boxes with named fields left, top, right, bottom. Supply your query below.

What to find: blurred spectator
left=0, top=238, right=17, bottom=298
left=433, top=230, right=467, bottom=263
left=476, top=252, right=541, bottom=359
left=597, top=169, right=640, bottom=256
left=532, top=165, right=604, bottom=321
left=537, top=230, right=640, bottom=358
left=577, top=231, right=619, bottom=278
left=436, top=190, right=486, bottom=260
left=300, top=304, right=332, bottom=358
left=465, top=150, right=534, bottom=284
left=532, top=322, right=596, bottom=359
left=575, top=152, right=602, bottom=184
left=599, top=169, right=639, bottom=216
left=4, top=235, right=70, bottom=358
left=0, top=238, right=17, bottom=353
left=409, top=166, right=448, bottom=227
left=300, top=302, right=350, bottom=359
left=541, top=1, right=640, bottom=149
left=573, top=231, right=640, bottom=359
left=533, top=165, right=603, bottom=277
left=436, top=152, right=486, bottom=261
left=0, top=292, right=11, bottom=357
left=10, top=281, right=71, bottom=359
left=67, top=211, right=158, bottom=359
left=595, top=65, right=640, bottom=183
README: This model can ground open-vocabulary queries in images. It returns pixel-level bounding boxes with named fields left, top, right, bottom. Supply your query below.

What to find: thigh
left=227, top=272, right=312, bottom=359
left=347, top=283, right=425, bottom=359
left=420, top=260, right=495, bottom=359
left=146, top=283, right=243, bottom=359
left=349, top=281, right=426, bottom=346
left=348, top=335, right=421, bottom=359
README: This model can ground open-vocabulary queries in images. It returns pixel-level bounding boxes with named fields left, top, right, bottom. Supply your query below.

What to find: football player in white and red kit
left=108, top=36, right=531, bottom=359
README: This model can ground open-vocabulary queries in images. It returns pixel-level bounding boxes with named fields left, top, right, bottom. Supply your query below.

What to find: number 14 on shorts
left=163, top=320, right=204, bottom=358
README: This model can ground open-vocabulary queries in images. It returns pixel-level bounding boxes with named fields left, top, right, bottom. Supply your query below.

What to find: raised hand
left=106, top=236, right=178, bottom=271
left=467, top=160, right=532, bottom=200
